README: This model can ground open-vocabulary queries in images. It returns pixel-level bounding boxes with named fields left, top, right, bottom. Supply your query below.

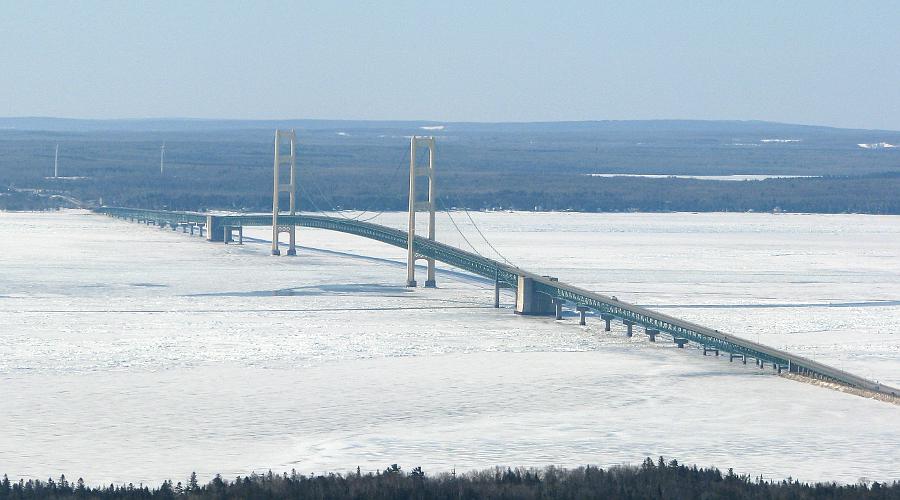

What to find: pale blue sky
left=1, top=1, right=898, bottom=129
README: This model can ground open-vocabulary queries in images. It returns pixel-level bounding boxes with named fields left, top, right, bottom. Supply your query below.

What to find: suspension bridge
left=95, top=130, right=898, bottom=399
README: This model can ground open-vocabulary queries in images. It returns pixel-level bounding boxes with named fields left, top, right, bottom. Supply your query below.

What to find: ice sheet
left=0, top=210, right=897, bottom=485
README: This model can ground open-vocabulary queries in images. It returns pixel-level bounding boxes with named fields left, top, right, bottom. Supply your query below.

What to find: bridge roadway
left=97, top=206, right=898, bottom=398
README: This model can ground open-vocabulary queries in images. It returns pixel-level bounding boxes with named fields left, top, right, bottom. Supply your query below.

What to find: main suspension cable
left=460, top=204, right=515, bottom=266
left=437, top=196, right=484, bottom=257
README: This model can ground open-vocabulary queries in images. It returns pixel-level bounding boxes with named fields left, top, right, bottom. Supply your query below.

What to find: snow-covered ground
left=0, top=210, right=898, bottom=486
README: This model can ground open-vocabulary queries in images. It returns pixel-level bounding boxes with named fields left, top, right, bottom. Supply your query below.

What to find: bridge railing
left=98, top=207, right=207, bottom=225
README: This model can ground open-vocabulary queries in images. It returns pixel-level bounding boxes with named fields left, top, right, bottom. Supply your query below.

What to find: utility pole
left=160, top=142, right=166, bottom=174
left=54, top=144, right=59, bottom=178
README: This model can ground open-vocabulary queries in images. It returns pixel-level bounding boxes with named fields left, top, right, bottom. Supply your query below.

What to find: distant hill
left=1, top=116, right=897, bottom=134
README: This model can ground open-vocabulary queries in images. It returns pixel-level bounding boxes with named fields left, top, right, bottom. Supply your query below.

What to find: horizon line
left=3, top=116, right=900, bottom=133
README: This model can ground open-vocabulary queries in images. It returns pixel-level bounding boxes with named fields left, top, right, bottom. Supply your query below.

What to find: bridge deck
left=97, top=207, right=898, bottom=397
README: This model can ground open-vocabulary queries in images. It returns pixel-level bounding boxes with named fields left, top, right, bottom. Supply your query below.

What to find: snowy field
left=0, top=210, right=898, bottom=485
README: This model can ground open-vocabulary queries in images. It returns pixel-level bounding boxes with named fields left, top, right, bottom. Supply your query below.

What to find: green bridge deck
left=97, top=206, right=899, bottom=398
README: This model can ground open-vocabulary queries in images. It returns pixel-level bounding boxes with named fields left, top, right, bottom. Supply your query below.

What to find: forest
left=2, top=119, right=899, bottom=214
left=2, top=458, right=898, bottom=500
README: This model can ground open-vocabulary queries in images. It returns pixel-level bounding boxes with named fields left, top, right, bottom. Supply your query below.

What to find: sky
left=1, top=1, right=899, bottom=130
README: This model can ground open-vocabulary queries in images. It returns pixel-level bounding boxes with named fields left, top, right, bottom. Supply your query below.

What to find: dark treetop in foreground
left=2, top=459, right=897, bottom=500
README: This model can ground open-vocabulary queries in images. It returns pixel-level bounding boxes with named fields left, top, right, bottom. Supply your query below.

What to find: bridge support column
left=553, top=299, right=563, bottom=320
left=623, top=320, right=634, bottom=337
left=222, top=226, right=242, bottom=244
left=646, top=328, right=658, bottom=342
left=407, top=136, right=437, bottom=288
left=729, top=353, right=746, bottom=363
left=272, top=129, right=298, bottom=257
left=577, top=305, right=588, bottom=325
left=206, top=215, right=225, bottom=242
left=600, top=314, right=613, bottom=331
left=515, top=276, right=556, bottom=316
left=674, top=338, right=688, bottom=348
left=703, top=347, right=719, bottom=356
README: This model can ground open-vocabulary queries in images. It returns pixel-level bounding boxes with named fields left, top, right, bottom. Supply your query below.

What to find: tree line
left=2, top=458, right=897, bottom=500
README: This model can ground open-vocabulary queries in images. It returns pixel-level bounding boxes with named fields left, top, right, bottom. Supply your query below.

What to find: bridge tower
left=272, top=129, right=298, bottom=256
left=407, top=136, right=436, bottom=287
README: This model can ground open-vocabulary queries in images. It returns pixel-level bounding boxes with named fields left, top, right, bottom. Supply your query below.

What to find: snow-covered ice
left=0, top=210, right=898, bottom=485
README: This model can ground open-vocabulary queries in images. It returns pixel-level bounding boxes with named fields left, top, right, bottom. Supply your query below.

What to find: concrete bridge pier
left=576, top=305, right=588, bottom=325
left=223, top=226, right=243, bottom=245
left=729, top=353, right=746, bottom=363
left=553, top=299, right=563, bottom=320
left=206, top=215, right=227, bottom=242
left=646, top=328, right=658, bottom=342
left=674, top=338, right=688, bottom=348
left=515, top=276, right=556, bottom=316
left=703, top=347, right=719, bottom=356
left=600, top=314, right=613, bottom=331
left=424, top=268, right=436, bottom=288
left=623, top=320, right=634, bottom=337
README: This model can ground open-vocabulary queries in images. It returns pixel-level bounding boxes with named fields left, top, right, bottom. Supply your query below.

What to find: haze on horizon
left=1, top=1, right=899, bottom=131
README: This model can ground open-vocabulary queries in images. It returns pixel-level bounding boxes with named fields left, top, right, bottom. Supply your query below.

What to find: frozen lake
left=1, top=210, right=898, bottom=485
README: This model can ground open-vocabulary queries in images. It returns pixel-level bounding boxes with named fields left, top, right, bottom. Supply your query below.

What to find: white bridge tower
left=407, top=136, right=437, bottom=287
left=272, top=129, right=297, bottom=256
